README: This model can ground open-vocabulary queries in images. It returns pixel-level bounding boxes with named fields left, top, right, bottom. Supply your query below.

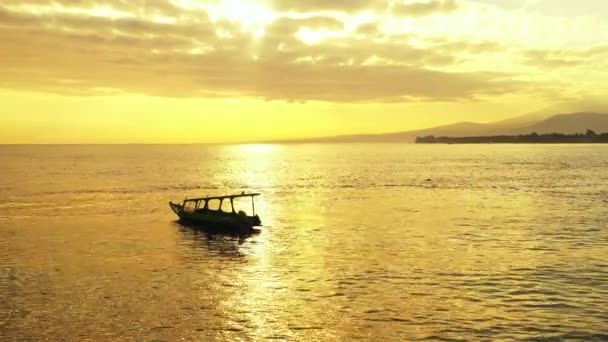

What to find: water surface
left=1, top=144, right=607, bottom=341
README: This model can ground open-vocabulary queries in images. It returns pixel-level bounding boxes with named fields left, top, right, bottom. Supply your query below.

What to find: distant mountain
left=524, top=112, right=608, bottom=134
left=269, top=112, right=608, bottom=143
left=490, top=111, right=555, bottom=129
left=272, top=121, right=491, bottom=143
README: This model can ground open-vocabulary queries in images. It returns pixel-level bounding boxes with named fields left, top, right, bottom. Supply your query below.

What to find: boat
left=169, top=192, right=262, bottom=232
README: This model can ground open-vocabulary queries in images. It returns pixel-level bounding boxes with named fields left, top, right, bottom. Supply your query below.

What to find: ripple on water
left=2, top=144, right=608, bottom=340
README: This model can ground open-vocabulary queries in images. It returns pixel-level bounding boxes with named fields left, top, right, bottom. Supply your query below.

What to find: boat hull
left=169, top=202, right=261, bottom=233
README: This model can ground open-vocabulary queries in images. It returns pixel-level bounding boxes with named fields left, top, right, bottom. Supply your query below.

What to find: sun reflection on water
left=238, top=143, right=279, bottom=154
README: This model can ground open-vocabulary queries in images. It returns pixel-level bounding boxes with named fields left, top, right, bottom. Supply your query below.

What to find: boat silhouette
left=169, top=192, right=262, bottom=233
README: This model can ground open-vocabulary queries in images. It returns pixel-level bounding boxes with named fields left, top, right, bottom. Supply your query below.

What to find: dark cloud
left=2, top=0, right=185, bottom=17
left=355, top=22, right=381, bottom=36
left=0, top=2, right=529, bottom=102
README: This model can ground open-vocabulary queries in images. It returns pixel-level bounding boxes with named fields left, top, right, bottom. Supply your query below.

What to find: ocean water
left=1, top=144, right=607, bottom=341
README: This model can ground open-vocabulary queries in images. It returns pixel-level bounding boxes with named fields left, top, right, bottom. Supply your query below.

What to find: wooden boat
left=169, top=192, right=262, bottom=232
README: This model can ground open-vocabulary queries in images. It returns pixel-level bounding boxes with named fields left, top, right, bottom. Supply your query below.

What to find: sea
left=1, top=144, right=607, bottom=341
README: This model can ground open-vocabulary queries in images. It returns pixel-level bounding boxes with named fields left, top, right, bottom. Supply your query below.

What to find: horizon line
left=2, top=111, right=606, bottom=145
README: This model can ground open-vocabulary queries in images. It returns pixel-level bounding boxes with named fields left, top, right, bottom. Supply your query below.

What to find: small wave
left=524, top=332, right=608, bottom=341
left=288, top=326, right=323, bottom=331
left=522, top=303, right=579, bottom=310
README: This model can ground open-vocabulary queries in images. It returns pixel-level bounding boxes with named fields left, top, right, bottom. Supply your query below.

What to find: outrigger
left=169, top=192, right=262, bottom=232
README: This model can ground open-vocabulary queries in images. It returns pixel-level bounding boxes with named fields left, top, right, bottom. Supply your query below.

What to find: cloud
left=522, top=46, right=608, bottom=68
left=269, top=0, right=464, bottom=16
left=355, top=22, right=381, bottom=36
left=269, top=0, right=379, bottom=13
left=1, top=0, right=184, bottom=17
left=0, top=1, right=535, bottom=102
left=391, top=0, right=462, bottom=17
left=266, top=15, right=345, bottom=35
left=272, top=0, right=462, bottom=17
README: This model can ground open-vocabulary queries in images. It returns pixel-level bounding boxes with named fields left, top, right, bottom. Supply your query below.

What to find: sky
left=1, top=0, right=607, bottom=143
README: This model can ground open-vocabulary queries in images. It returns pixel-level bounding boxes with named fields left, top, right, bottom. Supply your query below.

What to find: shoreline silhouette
left=415, top=130, right=608, bottom=144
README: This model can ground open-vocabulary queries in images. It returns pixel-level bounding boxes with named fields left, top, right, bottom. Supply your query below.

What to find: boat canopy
left=182, top=192, right=260, bottom=215
left=183, top=192, right=261, bottom=203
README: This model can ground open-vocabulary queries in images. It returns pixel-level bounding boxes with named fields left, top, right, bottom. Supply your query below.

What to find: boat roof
left=184, top=192, right=261, bottom=202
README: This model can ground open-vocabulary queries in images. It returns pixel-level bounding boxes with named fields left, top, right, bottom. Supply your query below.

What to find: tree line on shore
left=416, top=130, right=608, bottom=144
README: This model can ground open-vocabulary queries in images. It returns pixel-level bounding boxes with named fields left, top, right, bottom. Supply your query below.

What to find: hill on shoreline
left=267, top=112, right=608, bottom=144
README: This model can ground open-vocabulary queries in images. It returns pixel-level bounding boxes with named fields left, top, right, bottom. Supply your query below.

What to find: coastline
left=416, top=131, right=608, bottom=144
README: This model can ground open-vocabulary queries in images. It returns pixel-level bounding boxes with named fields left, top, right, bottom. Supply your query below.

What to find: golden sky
left=1, top=0, right=607, bottom=143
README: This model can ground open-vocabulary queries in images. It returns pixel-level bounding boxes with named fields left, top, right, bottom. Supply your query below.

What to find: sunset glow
left=1, top=0, right=607, bottom=143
